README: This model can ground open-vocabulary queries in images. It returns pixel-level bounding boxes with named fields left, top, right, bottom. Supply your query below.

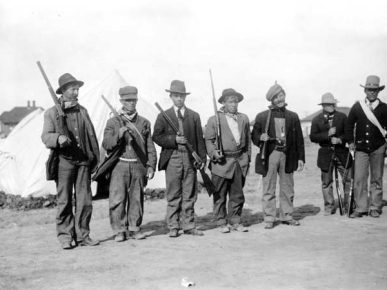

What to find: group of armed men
left=42, top=73, right=387, bottom=250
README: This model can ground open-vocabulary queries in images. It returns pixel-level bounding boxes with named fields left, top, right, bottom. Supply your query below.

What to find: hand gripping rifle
left=101, top=95, right=148, bottom=166
left=209, top=69, right=224, bottom=160
left=154, top=102, right=216, bottom=196
left=36, top=61, right=70, bottom=139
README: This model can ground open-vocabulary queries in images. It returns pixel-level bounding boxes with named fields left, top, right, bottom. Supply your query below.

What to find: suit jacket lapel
left=285, top=109, right=292, bottom=136
left=220, top=113, right=239, bottom=145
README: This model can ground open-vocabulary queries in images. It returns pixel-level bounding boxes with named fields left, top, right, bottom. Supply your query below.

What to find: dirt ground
left=1, top=142, right=387, bottom=290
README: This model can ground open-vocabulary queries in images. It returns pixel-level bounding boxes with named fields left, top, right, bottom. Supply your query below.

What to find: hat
left=318, top=92, right=338, bottom=105
left=119, top=86, right=138, bottom=100
left=165, top=80, right=190, bottom=95
left=360, top=75, right=385, bottom=91
left=56, top=73, right=84, bottom=94
left=266, top=82, right=285, bottom=102
left=218, top=88, right=244, bottom=104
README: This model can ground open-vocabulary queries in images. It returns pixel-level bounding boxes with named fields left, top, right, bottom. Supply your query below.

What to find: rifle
left=100, top=95, right=148, bottom=167
left=37, top=61, right=70, bottom=180
left=261, top=107, right=272, bottom=163
left=154, top=102, right=216, bottom=196
left=209, top=69, right=223, bottom=159
left=37, top=61, right=70, bottom=138
left=347, top=149, right=355, bottom=217
left=332, top=151, right=345, bottom=215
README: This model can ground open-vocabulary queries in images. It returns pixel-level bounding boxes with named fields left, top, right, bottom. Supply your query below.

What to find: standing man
left=346, top=75, right=387, bottom=218
left=310, top=93, right=352, bottom=215
left=102, top=86, right=157, bottom=241
left=153, top=80, right=206, bottom=237
left=251, top=82, right=305, bottom=229
left=205, top=88, right=251, bottom=233
left=42, top=73, right=100, bottom=249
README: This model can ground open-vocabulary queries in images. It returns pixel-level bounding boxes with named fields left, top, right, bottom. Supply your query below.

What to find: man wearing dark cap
left=252, top=82, right=305, bottom=229
left=205, top=88, right=251, bottom=233
left=153, top=80, right=207, bottom=237
left=310, top=93, right=352, bottom=215
left=102, top=86, right=157, bottom=241
left=346, top=75, right=387, bottom=218
left=42, top=73, right=100, bottom=249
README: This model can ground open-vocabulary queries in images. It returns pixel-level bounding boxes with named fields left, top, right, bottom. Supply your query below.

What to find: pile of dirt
left=0, top=191, right=57, bottom=211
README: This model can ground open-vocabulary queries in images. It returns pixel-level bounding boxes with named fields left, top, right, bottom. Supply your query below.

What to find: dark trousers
left=56, top=156, right=92, bottom=243
left=109, top=161, right=146, bottom=233
left=212, top=163, right=245, bottom=226
left=321, top=158, right=351, bottom=213
left=165, top=150, right=197, bottom=231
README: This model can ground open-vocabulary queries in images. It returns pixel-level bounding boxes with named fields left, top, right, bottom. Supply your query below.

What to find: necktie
left=177, top=109, right=184, bottom=135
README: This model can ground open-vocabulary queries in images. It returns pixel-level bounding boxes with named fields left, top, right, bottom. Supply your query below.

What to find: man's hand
left=331, top=137, right=342, bottom=145
left=58, top=135, right=71, bottom=147
left=176, top=135, right=187, bottom=144
left=146, top=167, right=155, bottom=180
left=212, top=150, right=224, bottom=162
left=348, top=143, right=355, bottom=151
left=328, top=127, right=336, bottom=137
left=260, top=133, right=270, bottom=142
left=297, top=160, right=304, bottom=172
left=118, top=127, right=128, bottom=138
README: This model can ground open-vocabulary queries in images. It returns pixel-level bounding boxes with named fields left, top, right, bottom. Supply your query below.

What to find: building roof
left=0, top=106, right=41, bottom=125
left=301, top=106, right=351, bottom=122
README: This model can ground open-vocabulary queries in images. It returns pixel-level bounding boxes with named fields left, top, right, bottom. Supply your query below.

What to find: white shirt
left=365, top=98, right=380, bottom=110
left=225, top=114, right=241, bottom=146
left=173, top=105, right=186, bottom=118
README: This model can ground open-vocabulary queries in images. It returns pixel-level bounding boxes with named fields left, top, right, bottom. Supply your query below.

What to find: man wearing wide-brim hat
left=205, top=88, right=251, bottom=233
left=310, top=92, right=352, bottom=215
left=102, top=85, right=157, bottom=242
left=251, top=82, right=305, bottom=229
left=42, top=73, right=100, bottom=249
left=153, top=80, right=207, bottom=237
left=346, top=75, right=387, bottom=218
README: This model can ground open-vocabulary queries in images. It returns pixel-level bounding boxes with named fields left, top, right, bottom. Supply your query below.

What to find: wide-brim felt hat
left=218, top=88, right=244, bottom=104
left=318, top=92, right=338, bottom=105
left=165, top=80, right=190, bottom=95
left=360, top=75, right=385, bottom=91
left=119, top=85, right=138, bottom=100
left=56, top=73, right=84, bottom=94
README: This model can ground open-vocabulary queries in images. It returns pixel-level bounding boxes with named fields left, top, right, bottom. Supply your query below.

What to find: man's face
left=365, top=88, right=380, bottom=102
left=322, top=104, right=335, bottom=113
left=170, top=93, right=186, bottom=108
left=223, top=96, right=239, bottom=114
left=62, top=84, right=80, bottom=101
left=271, top=91, right=286, bottom=107
left=120, top=98, right=137, bottom=113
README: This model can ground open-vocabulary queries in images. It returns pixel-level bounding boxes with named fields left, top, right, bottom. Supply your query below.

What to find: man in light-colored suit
left=205, top=88, right=251, bottom=233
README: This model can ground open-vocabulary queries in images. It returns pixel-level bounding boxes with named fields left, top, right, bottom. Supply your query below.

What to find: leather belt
left=119, top=157, right=138, bottom=162
left=224, top=150, right=243, bottom=158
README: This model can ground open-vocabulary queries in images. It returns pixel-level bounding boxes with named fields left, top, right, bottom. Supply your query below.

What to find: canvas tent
left=0, top=71, right=165, bottom=197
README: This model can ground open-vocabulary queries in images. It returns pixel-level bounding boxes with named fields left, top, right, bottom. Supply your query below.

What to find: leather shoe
left=349, top=212, right=367, bottom=218
left=282, top=219, right=300, bottom=226
left=61, top=242, right=73, bottom=250
left=231, top=224, right=248, bottom=232
left=219, top=225, right=230, bottom=233
left=130, top=231, right=147, bottom=240
left=79, top=236, right=100, bottom=246
left=369, top=210, right=380, bottom=218
left=114, top=232, right=126, bottom=242
left=184, top=228, right=204, bottom=236
left=264, top=222, right=274, bottom=229
left=169, top=229, right=179, bottom=238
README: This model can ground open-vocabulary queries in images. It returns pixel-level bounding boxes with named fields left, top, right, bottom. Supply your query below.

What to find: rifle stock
left=261, top=108, right=272, bottom=162
left=154, top=102, right=216, bottom=196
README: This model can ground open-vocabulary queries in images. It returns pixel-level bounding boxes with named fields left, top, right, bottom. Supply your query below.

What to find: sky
left=1, top=0, right=387, bottom=121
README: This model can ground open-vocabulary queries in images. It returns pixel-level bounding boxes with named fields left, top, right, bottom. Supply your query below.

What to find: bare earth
left=1, top=142, right=387, bottom=290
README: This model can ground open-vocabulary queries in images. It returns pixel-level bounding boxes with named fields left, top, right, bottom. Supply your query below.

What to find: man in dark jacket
left=153, top=80, right=207, bottom=237
left=205, top=88, right=251, bottom=233
left=102, top=86, right=157, bottom=241
left=251, top=82, right=305, bottom=229
left=346, top=75, right=387, bottom=218
left=310, top=93, right=351, bottom=215
left=41, top=73, right=100, bottom=249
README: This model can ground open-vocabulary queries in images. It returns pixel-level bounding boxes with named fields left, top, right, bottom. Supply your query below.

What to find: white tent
left=0, top=71, right=165, bottom=197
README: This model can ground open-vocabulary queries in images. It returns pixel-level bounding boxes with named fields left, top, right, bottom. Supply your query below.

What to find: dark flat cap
left=119, top=86, right=138, bottom=100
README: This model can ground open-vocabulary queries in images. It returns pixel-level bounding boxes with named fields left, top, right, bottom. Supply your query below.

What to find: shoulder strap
left=358, top=100, right=386, bottom=137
